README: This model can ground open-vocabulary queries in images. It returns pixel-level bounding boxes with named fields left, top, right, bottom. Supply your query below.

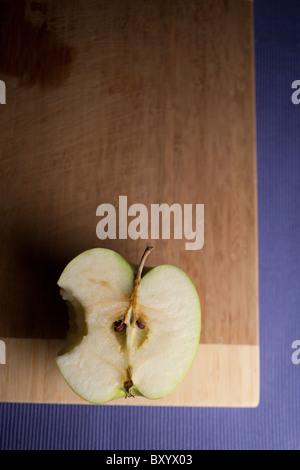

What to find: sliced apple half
left=56, top=247, right=201, bottom=404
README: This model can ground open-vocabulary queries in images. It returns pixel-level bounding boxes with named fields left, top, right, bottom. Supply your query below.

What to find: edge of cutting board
left=0, top=338, right=259, bottom=407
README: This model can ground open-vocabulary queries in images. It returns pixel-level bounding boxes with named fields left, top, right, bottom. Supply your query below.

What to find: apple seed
left=136, top=319, right=145, bottom=329
left=114, top=319, right=126, bottom=332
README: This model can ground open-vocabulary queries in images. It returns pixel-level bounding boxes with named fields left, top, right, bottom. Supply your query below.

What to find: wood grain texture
left=0, top=0, right=259, bottom=406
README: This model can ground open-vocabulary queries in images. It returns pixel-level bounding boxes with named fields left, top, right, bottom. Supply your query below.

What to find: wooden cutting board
left=0, top=0, right=259, bottom=406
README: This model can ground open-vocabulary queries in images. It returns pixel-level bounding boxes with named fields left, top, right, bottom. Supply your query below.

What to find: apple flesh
left=56, top=247, right=201, bottom=404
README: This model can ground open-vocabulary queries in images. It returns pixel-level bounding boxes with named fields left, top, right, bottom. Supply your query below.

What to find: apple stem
left=135, top=245, right=153, bottom=284
left=130, top=246, right=153, bottom=310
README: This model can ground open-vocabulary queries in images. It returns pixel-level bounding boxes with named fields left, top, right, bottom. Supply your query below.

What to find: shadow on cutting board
left=1, top=219, right=71, bottom=339
left=0, top=217, right=140, bottom=340
left=0, top=0, right=75, bottom=89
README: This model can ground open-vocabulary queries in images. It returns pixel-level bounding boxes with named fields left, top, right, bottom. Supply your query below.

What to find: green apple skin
left=56, top=248, right=201, bottom=404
